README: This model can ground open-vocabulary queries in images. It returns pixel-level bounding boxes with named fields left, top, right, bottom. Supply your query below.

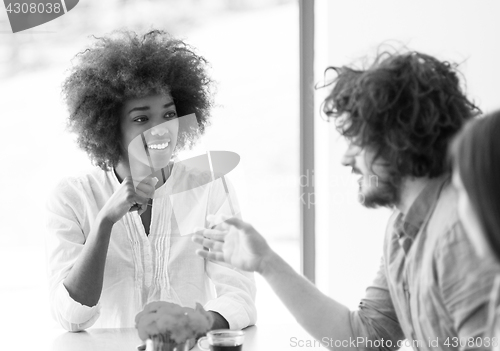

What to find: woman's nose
left=150, top=123, right=168, bottom=136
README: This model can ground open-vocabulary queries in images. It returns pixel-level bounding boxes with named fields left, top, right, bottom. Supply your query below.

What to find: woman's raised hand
left=100, top=176, right=158, bottom=224
left=192, top=215, right=273, bottom=274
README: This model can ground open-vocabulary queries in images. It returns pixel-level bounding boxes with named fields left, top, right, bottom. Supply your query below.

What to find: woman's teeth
left=148, top=142, right=169, bottom=150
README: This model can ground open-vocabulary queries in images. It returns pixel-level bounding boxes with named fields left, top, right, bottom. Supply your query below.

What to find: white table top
left=42, top=323, right=324, bottom=351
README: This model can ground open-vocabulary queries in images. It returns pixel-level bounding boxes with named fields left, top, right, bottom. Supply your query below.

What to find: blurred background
left=1, top=0, right=500, bottom=350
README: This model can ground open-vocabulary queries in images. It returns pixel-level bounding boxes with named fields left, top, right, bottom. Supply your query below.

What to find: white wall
left=315, top=0, right=500, bottom=309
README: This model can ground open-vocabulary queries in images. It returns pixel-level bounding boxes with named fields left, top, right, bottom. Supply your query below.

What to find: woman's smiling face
left=120, top=93, right=179, bottom=170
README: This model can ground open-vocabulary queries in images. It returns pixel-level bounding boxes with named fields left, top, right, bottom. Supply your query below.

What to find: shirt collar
left=395, top=174, right=450, bottom=240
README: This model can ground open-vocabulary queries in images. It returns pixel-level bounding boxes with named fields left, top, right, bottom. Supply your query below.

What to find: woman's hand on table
left=100, top=176, right=158, bottom=224
left=192, top=215, right=274, bottom=274
left=208, top=311, right=229, bottom=330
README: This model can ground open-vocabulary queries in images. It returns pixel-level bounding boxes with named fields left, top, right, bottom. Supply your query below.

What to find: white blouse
left=45, top=163, right=256, bottom=331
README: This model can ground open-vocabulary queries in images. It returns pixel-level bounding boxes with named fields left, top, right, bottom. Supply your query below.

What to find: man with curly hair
left=45, top=30, right=256, bottom=332
left=193, top=51, right=498, bottom=350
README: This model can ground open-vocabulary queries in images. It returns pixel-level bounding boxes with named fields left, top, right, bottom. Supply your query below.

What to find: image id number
left=6, top=2, right=62, bottom=14
left=445, top=337, right=498, bottom=348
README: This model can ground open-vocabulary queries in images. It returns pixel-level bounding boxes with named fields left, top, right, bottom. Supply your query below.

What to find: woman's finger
left=135, top=181, right=155, bottom=194
left=127, top=194, right=148, bottom=213
left=135, top=189, right=152, bottom=199
left=145, top=176, right=159, bottom=186
left=133, top=191, right=149, bottom=204
left=129, top=201, right=147, bottom=215
left=135, top=182, right=156, bottom=199
left=129, top=203, right=141, bottom=212
left=133, top=176, right=158, bottom=187
left=137, top=203, right=147, bottom=216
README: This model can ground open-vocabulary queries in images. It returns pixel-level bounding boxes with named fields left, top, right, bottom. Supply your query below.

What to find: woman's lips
left=147, top=141, right=170, bottom=150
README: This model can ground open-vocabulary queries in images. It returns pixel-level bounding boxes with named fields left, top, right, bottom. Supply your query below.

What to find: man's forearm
left=63, top=213, right=114, bottom=307
left=259, top=251, right=356, bottom=350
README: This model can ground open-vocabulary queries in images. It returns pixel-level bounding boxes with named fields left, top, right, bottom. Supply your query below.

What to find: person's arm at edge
left=194, top=217, right=356, bottom=350
left=258, top=247, right=356, bottom=349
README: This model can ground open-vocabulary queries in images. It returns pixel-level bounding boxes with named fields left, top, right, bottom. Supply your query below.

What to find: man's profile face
left=340, top=138, right=400, bottom=209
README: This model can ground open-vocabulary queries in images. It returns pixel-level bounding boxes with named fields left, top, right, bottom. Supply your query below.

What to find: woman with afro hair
left=45, top=30, right=256, bottom=331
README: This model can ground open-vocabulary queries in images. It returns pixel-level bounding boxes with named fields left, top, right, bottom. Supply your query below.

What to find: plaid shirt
left=350, top=176, right=498, bottom=351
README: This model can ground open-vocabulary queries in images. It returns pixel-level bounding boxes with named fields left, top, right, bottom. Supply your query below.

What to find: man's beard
left=358, top=173, right=401, bottom=209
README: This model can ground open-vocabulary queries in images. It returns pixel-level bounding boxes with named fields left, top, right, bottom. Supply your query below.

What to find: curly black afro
left=323, top=51, right=480, bottom=180
left=63, top=29, right=214, bottom=170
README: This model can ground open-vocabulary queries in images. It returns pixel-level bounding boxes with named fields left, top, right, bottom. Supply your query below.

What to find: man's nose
left=341, top=151, right=353, bottom=167
left=341, top=143, right=360, bottom=167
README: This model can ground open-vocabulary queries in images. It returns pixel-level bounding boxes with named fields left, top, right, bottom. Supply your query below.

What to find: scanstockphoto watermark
left=290, top=336, right=500, bottom=349
left=3, top=0, right=79, bottom=33
left=299, top=169, right=380, bottom=209
left=290, top=336, right=424, bottom=349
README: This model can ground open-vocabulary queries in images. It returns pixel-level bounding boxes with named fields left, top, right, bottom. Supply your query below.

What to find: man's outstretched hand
left=192, top=215, right=273, bottom=274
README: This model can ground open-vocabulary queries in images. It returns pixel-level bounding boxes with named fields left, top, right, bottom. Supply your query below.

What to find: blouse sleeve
left=45, top=178, right=101, bottom=331
left=203, top=176, right=257, bottom=329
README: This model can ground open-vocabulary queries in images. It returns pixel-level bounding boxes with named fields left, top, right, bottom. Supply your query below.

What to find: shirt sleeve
left=349, top=256, right=406, bottom=351
left=436, top=221, right=498, bottom=351
left=204, top=261, right=257, bottom=330
left=203, top=176, right=257, bottom=330
left=45, top=178, right=101, bottom=331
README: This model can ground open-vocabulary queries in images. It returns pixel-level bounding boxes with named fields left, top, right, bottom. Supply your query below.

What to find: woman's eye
left=165, top=111, right=177, bottom=120
left=133, top=116, right=148, bottom=123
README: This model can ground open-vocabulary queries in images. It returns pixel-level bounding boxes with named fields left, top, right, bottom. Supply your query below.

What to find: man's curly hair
left=323, top=51, right=480, bottom=180
left=63, top=29, right=214, bottom=170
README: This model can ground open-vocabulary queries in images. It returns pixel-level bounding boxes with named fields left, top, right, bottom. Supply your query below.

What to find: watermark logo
left=299, top=168, right=382, bottom=209
left=4, top=0, right=79, bottom=33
